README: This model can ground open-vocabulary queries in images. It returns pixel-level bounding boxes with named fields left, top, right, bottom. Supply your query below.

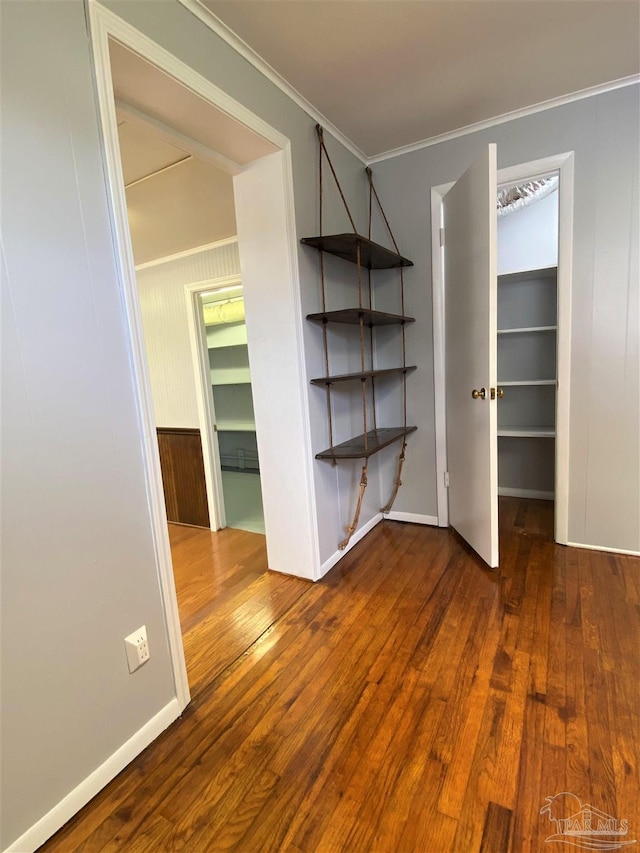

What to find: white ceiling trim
left=368, top=74, right=640, bottom=165
left=177, top=0, right=368, bottom=164
left=134, top=236, right=238, bottom=271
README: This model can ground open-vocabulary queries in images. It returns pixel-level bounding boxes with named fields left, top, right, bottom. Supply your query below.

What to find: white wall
left=372, top=84, right=639, bottom=553
left=136, top=240, right=240, bottom=427
left=498, top=189, right=558, bottom=275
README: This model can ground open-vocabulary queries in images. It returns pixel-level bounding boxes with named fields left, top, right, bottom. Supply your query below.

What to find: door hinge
left=439, top=227, right=445, bottom=247
left=444, top=471, right=450, bottom=487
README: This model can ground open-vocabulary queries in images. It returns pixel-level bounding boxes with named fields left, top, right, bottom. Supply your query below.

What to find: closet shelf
left=498, top=325, right=557, bottom=335
left=498, top=266, right=558, bottom=284
left=207, top=340, right=249, bottom=350
left=316, top=426, right=417, bottom=461
left=498, top=426, right=555, bottom=438
left=211, top=372, right=252, bottom=386
left=310, top=365, right=416, bottom=386
left=498, top=379, right=556, bottom=387
left=301, top=233, right=413, bottom=269
left=216, top=420, right=256, bottom=432
left=307, top=308, right=415, bottom=327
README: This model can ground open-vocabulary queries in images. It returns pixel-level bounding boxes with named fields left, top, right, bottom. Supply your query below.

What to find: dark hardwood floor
left=40, top=500, right=640, bottom=852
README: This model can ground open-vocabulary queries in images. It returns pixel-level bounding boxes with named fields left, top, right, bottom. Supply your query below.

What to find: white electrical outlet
left=124, top=625, right=150, bottom=673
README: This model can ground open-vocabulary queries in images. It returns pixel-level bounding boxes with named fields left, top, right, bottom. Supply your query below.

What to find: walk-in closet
left=496, top=179, right=559, bottom=508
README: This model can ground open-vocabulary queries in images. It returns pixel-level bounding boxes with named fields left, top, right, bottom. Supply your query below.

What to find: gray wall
left=0, top=0, right=370, bottom=847
left=371, top=84, right=639, bottom=552
left=1, top=3, right=178, bottom=847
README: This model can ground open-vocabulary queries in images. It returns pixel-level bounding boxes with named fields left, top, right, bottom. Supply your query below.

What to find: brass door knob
left=471, top=388, right=486, bottom=400
left=497, top=387, right=504, bottom=398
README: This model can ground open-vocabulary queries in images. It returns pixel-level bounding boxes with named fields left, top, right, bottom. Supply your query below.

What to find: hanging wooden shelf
left=310, top=365, right=416, bottom=386
left=307, top=307, right=415, bottom=327
left=316, top=426, right=417, bottom=461
left=303, top=125, right=416, bottom=549
left=301, top=233, right=413, bottom=269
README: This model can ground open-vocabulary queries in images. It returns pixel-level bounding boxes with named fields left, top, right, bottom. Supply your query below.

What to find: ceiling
left=110, top=39, right=277, bottom=168
left=200, top=0, right=640, bottom=158
left=117, top=118, right=237, bottom=265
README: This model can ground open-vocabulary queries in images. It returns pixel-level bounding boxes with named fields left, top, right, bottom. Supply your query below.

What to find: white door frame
left=89, top=1, right=320, bottom=711
left=185, top=274, right=244, bottom=531
left=431, top=151, right=574, bottom=545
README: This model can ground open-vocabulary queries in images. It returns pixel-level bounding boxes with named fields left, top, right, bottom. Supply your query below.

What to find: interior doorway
left=186, top=277, right=266, bottom=535
left=431, top=149, right=574, bottom=564
left=496, top=175, right=560, bottom=533
left=118, top=111, right=238, bottom=532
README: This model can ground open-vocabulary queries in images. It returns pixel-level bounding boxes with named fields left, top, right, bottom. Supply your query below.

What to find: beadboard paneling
left=136, top=241, right=240, bottom=428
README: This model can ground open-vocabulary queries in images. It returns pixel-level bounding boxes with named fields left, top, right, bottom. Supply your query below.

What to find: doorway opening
left=431, top=149, right=574, bottom=565
left=198, top=282, right=265, bottom=534
left=120, top=107, right=239, bottom=532
left=496, top=175, right=559, bottom=535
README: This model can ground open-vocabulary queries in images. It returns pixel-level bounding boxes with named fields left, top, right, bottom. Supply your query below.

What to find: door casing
left=431, top=151, right=575, bottom=545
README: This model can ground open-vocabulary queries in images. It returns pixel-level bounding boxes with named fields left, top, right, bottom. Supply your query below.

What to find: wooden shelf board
left=307, top=308, right=415, bottom=327
left=301, top=233, right=413, bottom=269
left=498, top=379, right=556, bottom=386
left=498, top=325, right=557, bottom=335
left=310, top=365, right=416, bottom=386
left=498, top=427, right=555, bottom=438
left=316, top=426, right=417, bottom=460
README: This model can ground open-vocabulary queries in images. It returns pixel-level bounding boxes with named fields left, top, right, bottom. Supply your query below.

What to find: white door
left=443, top=144, right=499, bottom=568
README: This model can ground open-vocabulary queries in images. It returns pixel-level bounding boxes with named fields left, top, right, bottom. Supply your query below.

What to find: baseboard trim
left=4, top=699, right=181, bottom=853
left=498, top=487, right=554, bottom=500
left=319, top=512, right=383, bottom=579
left=385, top=511, right=439, bottom=526
left=567, top=541, right=640, bottom=558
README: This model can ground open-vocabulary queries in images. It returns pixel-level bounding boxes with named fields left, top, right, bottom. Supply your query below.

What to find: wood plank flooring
left=40, top=500, right=640, bottom=852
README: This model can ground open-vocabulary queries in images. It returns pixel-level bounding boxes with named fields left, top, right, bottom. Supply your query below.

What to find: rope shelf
left=302, top=124, right=417, bottom=551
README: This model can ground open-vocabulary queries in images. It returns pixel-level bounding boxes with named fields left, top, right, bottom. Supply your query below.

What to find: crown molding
left=368, top=75, right=640, bottom=165
left=176, top=0, right=368, bottom=165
